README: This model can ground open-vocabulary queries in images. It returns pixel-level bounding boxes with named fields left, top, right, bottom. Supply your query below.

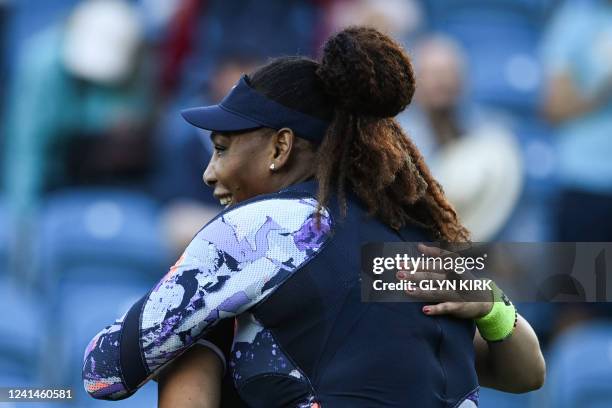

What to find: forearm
left=158, top=346, right=223, bottom=408
left=543, top=72, right=612, bottom=123
left=475, top=314, right=545, bottom=393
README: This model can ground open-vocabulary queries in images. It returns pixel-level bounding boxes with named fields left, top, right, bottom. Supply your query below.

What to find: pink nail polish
left=423, top=306, right=431, bottom=314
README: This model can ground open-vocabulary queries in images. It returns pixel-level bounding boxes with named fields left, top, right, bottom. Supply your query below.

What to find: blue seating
left=0, top=198, right=8, bottom=276
left=423, top=0, right=551, bottom=114
left=0, top=197, right=10, bottom=268
left=545, top=321, right=612, bottom=407
left=38, top=188, right=171, bottom=290
left=424, top=0, right=552, bottom=29
left=3, top=0, right=79, bottom=75
left=0, top=277, right=42, bottom=386
left=46, top=279, right=155, bottom=405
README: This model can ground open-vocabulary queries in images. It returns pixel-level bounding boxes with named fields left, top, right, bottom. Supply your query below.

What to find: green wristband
left=475, top=282, right=517, bottom=342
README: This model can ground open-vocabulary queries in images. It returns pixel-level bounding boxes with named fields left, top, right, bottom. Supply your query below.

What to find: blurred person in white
left=401, top=35, right=523, bottom=241
left=2, top=0, right=155, bottom=281
left=400, top=35, right=467, bottom=158
left=541, top=0, right=612, bottom=242
left=327, top=0, right=423, bottom=41
left=404, top=34, right=567, bottom=349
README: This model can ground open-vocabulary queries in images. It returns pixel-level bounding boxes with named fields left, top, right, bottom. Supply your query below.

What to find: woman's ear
left=269, top=128, right=295, bottom=171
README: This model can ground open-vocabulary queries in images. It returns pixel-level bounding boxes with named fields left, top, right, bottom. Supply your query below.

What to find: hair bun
left=317, top=26, right=416, bottom=118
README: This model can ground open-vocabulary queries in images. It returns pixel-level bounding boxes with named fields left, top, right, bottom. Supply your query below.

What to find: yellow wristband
left=475, top=282, right=517, bottom=342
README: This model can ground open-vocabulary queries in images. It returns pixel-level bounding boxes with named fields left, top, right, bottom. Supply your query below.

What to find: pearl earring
left=269, top=163, right=275, bottom=170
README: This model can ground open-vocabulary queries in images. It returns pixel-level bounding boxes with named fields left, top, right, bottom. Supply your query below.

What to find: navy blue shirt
left=83, top=180, right=478, bottom=407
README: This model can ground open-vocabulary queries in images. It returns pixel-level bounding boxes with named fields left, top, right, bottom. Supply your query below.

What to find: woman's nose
left=203, top=162, right=216, bottom=187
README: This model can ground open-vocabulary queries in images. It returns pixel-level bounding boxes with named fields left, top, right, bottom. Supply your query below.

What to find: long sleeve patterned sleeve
left=82, top=196, right=332, bottom=400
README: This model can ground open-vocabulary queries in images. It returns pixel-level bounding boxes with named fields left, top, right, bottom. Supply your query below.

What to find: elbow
left=82, top=374, right=107, bottom=400
left=81, top=321, right=135, bottom=400
left=82, top=368, right=117, bottom=401
left=523, top=371, right=545, bottom=393
left=528, top=357, right=546, bottom=391
left=513, top=355, right=546, bottom=393
left=82, top=343, right=130, bottom=400
left=82, top=361, right=131, bottom=401
left=83, top=376, right=130, bottom=401
left=82, top=380, right=105, bottom=401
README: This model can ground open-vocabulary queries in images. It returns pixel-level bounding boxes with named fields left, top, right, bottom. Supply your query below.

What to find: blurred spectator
left=3, top=0, right=154, bottom=217
left=422, top=0, right=551, bottom=117
left=2, top=0, right=155, bottom=279
left=138, top=0, right=184, bottom=44
left=326, top=0, right=424, bottom=43
left=541, top=0, right=612, bottom=242
left=152, top=0, right=330, bottom=205
left=539, top=0, right=612, bottom=338
left=174, top=0, right=325, bottom=94
left=155, top=0, right=203, bottom=97
left=402, top=35, right=468, bottom=158
left=402, top=35, right=523, bottom=241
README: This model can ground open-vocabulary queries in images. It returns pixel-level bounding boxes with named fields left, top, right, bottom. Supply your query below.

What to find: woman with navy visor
left=83, top=27, right=545, bottom=407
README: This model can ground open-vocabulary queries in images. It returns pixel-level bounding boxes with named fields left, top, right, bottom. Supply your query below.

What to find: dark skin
left=204, top=127, right=317, bottom=207
left=158, top=128, right=544, bottom=407
left=157, top=345, right=223, bottom=408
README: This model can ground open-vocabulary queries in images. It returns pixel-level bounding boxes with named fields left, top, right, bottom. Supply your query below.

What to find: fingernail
left=423, top=306, right=431, bottom=315
left=397, top=271, right=406, bottom=279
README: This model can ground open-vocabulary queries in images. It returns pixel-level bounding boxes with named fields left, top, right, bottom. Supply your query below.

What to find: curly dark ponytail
left=317, top=27, right=415, bottom=117
left=249, top=26, right=469, bottom=242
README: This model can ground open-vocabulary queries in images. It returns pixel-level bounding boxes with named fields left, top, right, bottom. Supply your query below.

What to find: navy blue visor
left=181, top=75, right=330, bottom=144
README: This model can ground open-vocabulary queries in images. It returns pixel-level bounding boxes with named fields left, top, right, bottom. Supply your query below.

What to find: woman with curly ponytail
left=83, top=27, right=544, bottom=407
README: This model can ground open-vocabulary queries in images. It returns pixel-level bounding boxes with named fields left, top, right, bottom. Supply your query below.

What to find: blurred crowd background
left=1, top=0, right=612, bottom=406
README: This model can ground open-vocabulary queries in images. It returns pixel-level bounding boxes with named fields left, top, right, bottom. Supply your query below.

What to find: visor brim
left=181, top=105, right=263, bottom=132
